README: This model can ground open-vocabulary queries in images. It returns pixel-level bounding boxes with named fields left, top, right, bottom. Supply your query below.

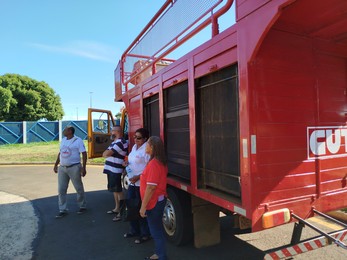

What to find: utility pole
left=89, top=92, right=93, bottom=108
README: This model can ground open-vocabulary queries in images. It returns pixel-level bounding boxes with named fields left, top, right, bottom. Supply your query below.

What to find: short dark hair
left=67, top=126, right=75, bottom=134
left=135, top=128, right=149, bottom=140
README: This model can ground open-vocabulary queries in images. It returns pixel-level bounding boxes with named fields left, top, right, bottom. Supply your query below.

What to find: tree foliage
left=0, top=74, right=64, bottom=121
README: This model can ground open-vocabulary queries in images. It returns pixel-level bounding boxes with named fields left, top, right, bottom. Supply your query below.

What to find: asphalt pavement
left=0, top=191, right=37, bottom=260
left=1, top=165, right=346, bottom=260
left=0, top=165, right=264, bottom=260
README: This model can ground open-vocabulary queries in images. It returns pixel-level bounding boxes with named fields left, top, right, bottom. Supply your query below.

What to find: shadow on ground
left=26, top=189, right=264, bottom=260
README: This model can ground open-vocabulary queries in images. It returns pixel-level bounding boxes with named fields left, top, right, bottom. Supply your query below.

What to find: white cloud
left=29, top=41, right=117, bottom=63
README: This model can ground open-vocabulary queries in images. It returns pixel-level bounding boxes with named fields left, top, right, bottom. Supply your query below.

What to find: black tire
left=163, top=187, right=193, bottom=246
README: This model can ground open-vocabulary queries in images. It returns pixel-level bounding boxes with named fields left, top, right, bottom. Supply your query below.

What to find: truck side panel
left=254, top=29, right=317, bottom=204
left=127, top=94, right=142, bottom=141
left=196, top=65, right=240, bottom=197
left=164, top=81, right=191, bottom=180
left=250, top=0, right=347, bottom=230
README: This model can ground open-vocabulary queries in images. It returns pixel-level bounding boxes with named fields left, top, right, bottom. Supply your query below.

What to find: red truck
left=88, top=0, right=347, bottom=258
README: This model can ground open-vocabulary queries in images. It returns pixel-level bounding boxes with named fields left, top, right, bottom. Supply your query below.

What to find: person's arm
left=102, top=149, right=114, bottom=158
left=53, top=153, right=60, bottom=173
left=140, top=184, right=156, bottom=217
left=81, top=151, right=87, bottom=177
left=129, top=174, right=140, bottom=184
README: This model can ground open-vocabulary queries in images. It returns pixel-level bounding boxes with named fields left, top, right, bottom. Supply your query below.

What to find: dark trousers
left=147, top=198, right=167, bottom=260
left=127, top=185, right=150, bottom=237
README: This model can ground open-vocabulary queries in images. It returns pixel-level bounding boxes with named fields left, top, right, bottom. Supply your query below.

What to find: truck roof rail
left=115, top=0, right=234, bottom=99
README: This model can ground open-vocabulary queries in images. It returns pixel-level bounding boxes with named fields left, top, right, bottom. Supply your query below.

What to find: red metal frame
left=117, top=0, right=234, bottom=93
left=117, top=0, right=347, bottom=233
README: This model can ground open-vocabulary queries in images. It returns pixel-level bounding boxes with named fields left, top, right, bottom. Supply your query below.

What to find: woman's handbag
left=121, top=197, right=141, bottom=222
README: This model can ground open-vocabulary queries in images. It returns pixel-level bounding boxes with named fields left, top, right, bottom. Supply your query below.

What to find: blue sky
left=0, top=1, right=235, bottom=120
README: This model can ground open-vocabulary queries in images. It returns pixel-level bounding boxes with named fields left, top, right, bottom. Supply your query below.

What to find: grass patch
left=0, top=141, right=105, bottom=165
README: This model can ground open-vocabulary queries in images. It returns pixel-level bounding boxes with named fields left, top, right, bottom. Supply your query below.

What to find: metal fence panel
left=0, top=122, right=23, bottom=145
left=27, top=121, right=59, bottom=142
left=0, top=120, right=88, bottom=145
left=62, top=121, right=88, bottom=140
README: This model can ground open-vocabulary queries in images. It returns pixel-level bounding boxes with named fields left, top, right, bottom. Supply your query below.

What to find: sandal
left=144, top=254, right=158, bottom=260
left=112, top=213, right=121, bottom=222
left=135, top=236, right=151, bottom=244
left=106, top=209, right=118, bottom=214
left=124, top=232, right=137, bottom=238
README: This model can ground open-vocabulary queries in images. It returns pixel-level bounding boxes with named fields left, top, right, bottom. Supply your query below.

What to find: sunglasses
left=134, top=136, right=143, bottom=140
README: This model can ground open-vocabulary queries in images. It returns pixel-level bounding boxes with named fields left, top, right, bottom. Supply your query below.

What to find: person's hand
left=122, top=161, right=128, bottom=167
left=139, top=205, right=146, bottom=218
left=129, top=177, right=135, bottom=184
left=53, top=165, right=58, bottom=173
left=129, top=176, right=139, bottom=184
left=81, top=166, right=87, bottom=177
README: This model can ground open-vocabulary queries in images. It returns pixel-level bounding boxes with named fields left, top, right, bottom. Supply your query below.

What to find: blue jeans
left=127, top=185, right=150, bottom=237
left=146, top=198, right=167, bottom=260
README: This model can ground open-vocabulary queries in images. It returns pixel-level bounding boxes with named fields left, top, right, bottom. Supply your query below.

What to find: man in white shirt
left=53, top=126, right=87, bottom=218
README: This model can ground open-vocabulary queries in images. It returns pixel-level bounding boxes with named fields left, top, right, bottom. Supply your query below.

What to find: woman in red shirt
left=140, top=136, right=168, bottom=260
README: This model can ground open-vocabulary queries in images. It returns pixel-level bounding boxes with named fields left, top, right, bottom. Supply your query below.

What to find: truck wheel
left=163, top=187, right=193, bottom=245
left=121, top=174, right=129, bottom=191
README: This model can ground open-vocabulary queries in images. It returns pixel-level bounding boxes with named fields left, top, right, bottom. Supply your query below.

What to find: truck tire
left=163, top=187, right=193, bottom=245
left=121, top=173, right=129, bottom=191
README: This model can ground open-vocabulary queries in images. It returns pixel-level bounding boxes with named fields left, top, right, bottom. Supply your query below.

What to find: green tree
left=0, top=86, right=16, bottom=115
left=114, top=112, right=122, bottom=120
left=0, top=74, right=64, bottom=121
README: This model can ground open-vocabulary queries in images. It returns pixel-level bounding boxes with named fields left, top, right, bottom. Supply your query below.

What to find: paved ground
left=0, top=191, right=38, bottom=260
left=0, top=165, right=346, bottom=260
left=0, top=165, right=265, bottom=260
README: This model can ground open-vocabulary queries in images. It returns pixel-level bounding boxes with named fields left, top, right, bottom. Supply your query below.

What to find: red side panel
left=126, top=89, right=142, bottom=148
left=253, top=29, right=317, bottom=204
left=236, top=0, right=271, bottom=21
left=249, top=0, right=347, bottom=231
